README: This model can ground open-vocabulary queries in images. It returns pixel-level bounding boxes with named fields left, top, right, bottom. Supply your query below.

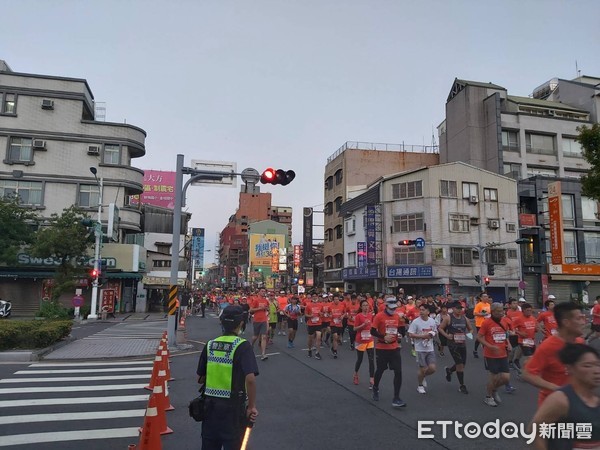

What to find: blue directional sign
left=415, top=237, right=426, bottom=249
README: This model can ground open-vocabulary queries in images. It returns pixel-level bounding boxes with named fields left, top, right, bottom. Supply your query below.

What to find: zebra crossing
left=82, top=319, right=167, bottom=340
left=0, top=359, right=154, bottom=448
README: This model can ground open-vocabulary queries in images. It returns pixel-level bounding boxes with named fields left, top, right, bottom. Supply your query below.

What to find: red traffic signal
left=484, top=276, right=490, bottom=286
left=398, top=240, right=416, bottom=246
left=260, top=168, right=295, bottom=186
left=90, top=268, right=99, bottom=278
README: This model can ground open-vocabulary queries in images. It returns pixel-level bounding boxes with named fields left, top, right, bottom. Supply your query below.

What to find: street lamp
left=88, top=167, right=103, bottom=320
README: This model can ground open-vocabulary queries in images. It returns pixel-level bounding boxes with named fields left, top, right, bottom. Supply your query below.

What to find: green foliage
left=37, top=300, right=71, bottom=319
left=577, top=124, right=600, bottom=201
left=29, top=206, right=93, bottom=300
left=0, top=196, right=39, bottom=265
left=0, top=320, right=72, bottom=350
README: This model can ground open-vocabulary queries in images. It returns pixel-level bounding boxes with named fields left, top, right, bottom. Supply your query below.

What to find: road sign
left=190, top=160, right=237, bottom=188
left=72, top=295, right=84, bottom=307
left=415, top=237, right=426, bottom=249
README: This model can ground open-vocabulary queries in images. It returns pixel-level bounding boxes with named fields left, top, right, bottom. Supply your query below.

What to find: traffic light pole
left=88, top=177, right=103, bottom=320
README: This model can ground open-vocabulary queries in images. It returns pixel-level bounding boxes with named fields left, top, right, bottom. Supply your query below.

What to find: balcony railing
left=328, top=141, right=439, bottom=163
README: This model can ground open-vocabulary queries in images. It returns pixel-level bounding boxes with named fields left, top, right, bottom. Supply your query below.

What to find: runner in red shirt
left=370, top=297, right=406, bottom=407
left=329, top=296, right=346, bottom=359
left=344, top=294, right=360, bottom=350
left=512, top=303, right=538, bottom=374
left=365, top=293, right=375, bottom=313
left=537, top=299, right=558, bottom=340
left=249, top=289, right=270, bottom=361
left=523, top=302, right=587, bottom=406
left=585, top=296, right=600, bottom=343
left=305, top=296, right=323, bottom=360
left=477, top=303, right=513, bottom=407
left=353, top=299, right=375, bottom=387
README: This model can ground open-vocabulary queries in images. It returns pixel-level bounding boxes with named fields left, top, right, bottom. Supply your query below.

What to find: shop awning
left=107, top=272, right=143, bottom=280
left=0, top=271, right=54, bottom=278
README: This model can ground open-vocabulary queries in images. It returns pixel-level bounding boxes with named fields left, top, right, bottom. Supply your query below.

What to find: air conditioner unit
left=488, top=219, right=500, bottom=229
left=41, top=99, right=54, bottom=110
left=470, top=217, right=479, bottom=226
left=87, top=145, right=101, bottom=155
left=469, top=195, right=478, bottom=204
left=32, top=139, right=46, bottom=149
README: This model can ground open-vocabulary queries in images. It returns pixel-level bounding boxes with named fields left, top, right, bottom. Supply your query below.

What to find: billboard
left=191, top=228, right=205, bottom=268
left=249, top=234, right=286, bottom=267
left=547, top=182, right=564, bottom=265
left=130, top=170, right=176, bottom=209
left=302, top=207, right=313, bottom=269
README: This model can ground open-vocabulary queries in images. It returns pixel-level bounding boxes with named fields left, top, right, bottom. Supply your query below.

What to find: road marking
left=0, top=409, right=145, bottom=424
left=0, top=374, right=150, bottom=383
left=0, top=427, right=140, bottom=447
left=0, top=394, right=148, bottom=408
left=83, top=335, right=162, bottom=339
left=15, top=367, right=152, bottom=374
left=31, top=360, right=153, bottom=367
left=255, top=352, right=280, bottom=357
left=187, top=339, right=206, bottom=345
left=0, top=383, right=147, bottom=394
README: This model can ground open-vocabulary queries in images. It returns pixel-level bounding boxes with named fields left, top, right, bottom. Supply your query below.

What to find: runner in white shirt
left=408, top=304, right=438, bottom=394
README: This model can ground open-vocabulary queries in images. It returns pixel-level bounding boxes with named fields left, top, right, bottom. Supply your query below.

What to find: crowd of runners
left=192, top=288, right=600, bottom=447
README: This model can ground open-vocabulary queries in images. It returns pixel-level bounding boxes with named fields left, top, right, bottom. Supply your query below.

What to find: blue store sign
left=387, top=265, right=433, bottom=278
left=343, top=266, right=379, bottom=280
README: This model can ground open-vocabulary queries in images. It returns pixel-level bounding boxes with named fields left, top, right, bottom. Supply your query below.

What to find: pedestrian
left=345, top=294, right=360, bottom=350
left=249, top=290, right=270, bottom=361
left=200, top=294, right=208, bottom=318
left=196, top=305, right=259, bottom=450
left=305, top=295, right=324, bottom=360
left=353, top=299, right=375, bottom=388
left=408, top=304, right=438, bottom=394
left=512, top=302, right=539, bottom=375
left=472, top=294, right=492, bottom=359
left=267, top=293, right=279, bottom=345
left=530, top=343, right=600, bottom=450
left=522, top=302, right=586, bottom=406
left=537, top=299, right=558, bottom=340
left=477, top=302, right=512, bottom=407
left=284, top=296, right=302, bottom=348
left=328, top=295, right=346, bottom=359
left=439, top=301, right=474, bottom=394
left=371, top=296, right=406, bottom=408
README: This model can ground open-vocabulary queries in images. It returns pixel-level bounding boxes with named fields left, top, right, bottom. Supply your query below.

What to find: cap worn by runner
left=547, top=294, right=556, bottom=300
left=385, top=297, right=398, bottom=309
left=519, top=297, right=527, bottom=302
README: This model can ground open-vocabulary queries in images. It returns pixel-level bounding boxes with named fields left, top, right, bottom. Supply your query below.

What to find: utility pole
left=88, top=169, right=103, bottom=320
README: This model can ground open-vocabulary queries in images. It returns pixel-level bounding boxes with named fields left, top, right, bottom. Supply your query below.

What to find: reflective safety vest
left=205, top=335, right=245, bottom=399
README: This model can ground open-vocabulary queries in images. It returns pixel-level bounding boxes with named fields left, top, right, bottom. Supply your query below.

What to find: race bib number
left=550, top=328, right=558, bottom=336
left=333, top=318, right=341, bottom=325
left=493, top=333, right=506, bottom=343
left=311, top=317, right=319, bottom=323
left=385, top=327, right=398, bottom=336
left=453, top=333, right=466, bottom=343
left=361, top=331, right=371, bottom=340
left=523, top=338, right=535, bottom=347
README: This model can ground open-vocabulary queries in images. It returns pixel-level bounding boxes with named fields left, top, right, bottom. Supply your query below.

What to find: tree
left=0, top=196, right=38, bottom=265
left=578, top=123, right=600, bottom=201
left=29, top=206, right=94, bottom=301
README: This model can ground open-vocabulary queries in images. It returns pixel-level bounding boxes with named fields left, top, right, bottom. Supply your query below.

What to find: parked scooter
left=0, top=299, right=12, bottom=318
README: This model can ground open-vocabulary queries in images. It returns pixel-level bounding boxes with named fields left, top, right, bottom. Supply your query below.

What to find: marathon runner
left=439, top=301, right=474, bottom=394
left=305, top=295, right=324, bottom=360
left=536, top=299, right=558, bottom=341
left=512, top=302, right=538, bottom=375
left=408, top=304, right=438, bottom=394
left=353, top=299, right=375, bottom=388
left=284, top=296, right=302, bottom=348
left=472, top=293, right=492, bottom=359
left=329, top=295, right=346, bottom=359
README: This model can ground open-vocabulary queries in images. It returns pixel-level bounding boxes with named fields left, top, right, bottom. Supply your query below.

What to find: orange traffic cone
left=157, top=369, right=174, bottom=411
left=160, top=349, right=174, bottom=382
left=140, top=385, right=173, bottom=435
left=179, top=315, right=186, bottom=330
left=144, top=350, right=163, bottom=391
left=135, top=393, right=163, bottom=450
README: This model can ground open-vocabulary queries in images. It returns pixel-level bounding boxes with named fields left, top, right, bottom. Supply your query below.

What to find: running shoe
left=333, top=350, right=338, bottom=359
left=417, top=385, right=426, bottom=394
left=422, top=379, right=428, bottom=388
left=505, top=385, right=517, bottom=394
left=261, top=355, right=269, bottom=361
left=484, top=396, right=498, bottom=407
left=287, top=342, right=293, bottom=348
left=459, top=385, right=468, bottom=394
left=353, top=374, right=359, bottom=385
left=492, top=390, right=502, bottom=404
left=350, top=343, right=355, bottom=351
left=392, top=398, right=407, bottom=408
left=308, top=350, right=312, bottom=358
left=290, top=341, right=295, bottom=348
left=369, top=382, right=374, bottom=390
left=315, top=352, right=322, bottom=360
left=445, top=367, right=452, bottom=382
left=411, top=349, right=416, bottom=357
left=372, top=387, right=379, bottom=401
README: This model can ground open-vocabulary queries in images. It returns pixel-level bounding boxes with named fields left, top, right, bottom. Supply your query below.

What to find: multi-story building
left=439, top=76, right=600, bottom=303
left=0, top=60, right=147, bottom=315
left=340, top=162, right=520, bottom=300
left=323, top=141, right=439, bottom=291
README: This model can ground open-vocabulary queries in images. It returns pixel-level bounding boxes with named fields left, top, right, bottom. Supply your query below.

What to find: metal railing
left=327, top=141, right=439, bottom=163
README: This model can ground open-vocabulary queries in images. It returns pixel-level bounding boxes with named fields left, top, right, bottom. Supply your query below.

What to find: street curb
left=0, top=336, right=76, bottom=362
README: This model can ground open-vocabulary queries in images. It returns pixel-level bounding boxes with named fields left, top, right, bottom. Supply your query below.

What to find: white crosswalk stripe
left=0, top=360, right=155, bottom=447
left=82, top=320, right=167, bottom=341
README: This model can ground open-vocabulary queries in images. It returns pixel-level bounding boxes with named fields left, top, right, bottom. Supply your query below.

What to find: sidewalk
left=0, top=312, right=191, bottom=362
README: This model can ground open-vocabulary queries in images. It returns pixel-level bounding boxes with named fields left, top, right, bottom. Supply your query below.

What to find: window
left=449, top=213, right=470, bottom=232
left=394, top=248, right=425, bottom=265
left=526, top=133, right=555, bottom=155
left=153, top=260, right=171, bottom=268
left=325, top=176, right=333, bottom=190
left=484, top=188, right=498, bottom=202
left=487, top=249, right=507, bottom=265
left=450, top=247, right=472, bottom=266
left=440, top=180, right=457, bottom=198
left=582, top=197, right=599, bottom=226
left=1, top=93, right=17, bottom=114
left=561, top=194, right=575, bottom=227
left=562, top=137, right=583, bottom=158
left=462, top=182, right=478, bottom=199
left=392, top=180, right=423, bottom=199
left=508, top=249, right=518, bottom=259
left=502, top=130, right=519, bottom=152
left=335, top=224, right=343, bottom=239
left=325, top=228, right=333, bottom=242
left=347, top=252, right=356, bottom=267
left=325, top=256, right=333, bottom=269
left=335, top=196, right=343, bottom=212
left=0, top=180, right=43, bottom=205
left=527, top=166, right=557, bottom=177
left=393, top=212, right=424, bottom=232
left=324, top=202, right=333, bottom=215
left=8, top=137, right=33, bottom=163
left=103, top=144, right=120, bottom=165
left=335, top=253, right=343, bottom=268
left=345, top=217, right=356, bottom=235
left=544, top=232, right=577, bottom=263
left=335, top=169, right=343, bottom=185
left=79, top=184, right=100, bottom=207
left=584, top=232, right=600, bottom=263
left=503, top=163, right=521, bottom=180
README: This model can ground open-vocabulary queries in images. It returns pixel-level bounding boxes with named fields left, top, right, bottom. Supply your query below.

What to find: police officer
left=196, top=305, right=259, bottom=449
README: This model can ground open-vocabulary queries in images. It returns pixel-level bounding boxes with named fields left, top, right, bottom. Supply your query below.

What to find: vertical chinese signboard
left=130, top=170, right=176, bottom=209
left=191, top=228, right=205, bottom=269
left=366, top=206, right=376, bottom=266
left=271, top=247, right=279, bottom=273
left=357, top=242, right=367, bottom=268
left=293, top=245, right=301, bottom=274
left=303, top=208, right=313, bottom=270
left=101, top=289, right=116, bottom=313
left=547, top=181, right=564, bottom=265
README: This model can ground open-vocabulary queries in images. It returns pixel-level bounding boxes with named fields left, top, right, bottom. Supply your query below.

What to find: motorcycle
left=0, top=299, right=12, bottom=318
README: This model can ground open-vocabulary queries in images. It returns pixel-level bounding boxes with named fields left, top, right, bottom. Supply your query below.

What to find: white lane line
left=0, top=395, right=148, bottom=408
left=0, top=409, right=145, bottom=425
left=255, top=352, right=280, bottom=357
left=15, top=367, right=152, bottom=374
left=0, top=383, right=147, bottom=394
left=0, top=427, right=141, bottom=447
left=31, top=361, right=153, bottom=367
left=0, top=374, right=150, bottom=383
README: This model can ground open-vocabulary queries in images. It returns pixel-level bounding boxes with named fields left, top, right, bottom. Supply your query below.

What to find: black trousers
left=202, top=400, right=245, bottom=450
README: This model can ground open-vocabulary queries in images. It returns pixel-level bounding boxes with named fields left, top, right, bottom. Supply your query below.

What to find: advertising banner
left=366, top=206, right=376, bottom=266
left=293, top=245, right=301, bottom=274
left=303, top=208, right=313, bottom=269
left=357, top=242, right=367, bottom=268
left=547, top=182, right=564, bottom=265
left=250, top=234, right=285, bottom=267
left=191, top=228, right=205, bottom=267
left=271, top=247, right=279, bottom=273
left=130, top=170, right=176, bottom=209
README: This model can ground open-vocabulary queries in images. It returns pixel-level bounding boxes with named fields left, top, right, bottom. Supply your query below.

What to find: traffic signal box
left=260, top=168, right=296, bottom=185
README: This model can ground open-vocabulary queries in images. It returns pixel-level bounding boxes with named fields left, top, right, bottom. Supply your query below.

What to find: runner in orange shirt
left=585, top=296, right=600, bottom=343
left=249, top=290, right=270, bottom=361
left=472, top=294, right=492, bottom=359
left=353, top=299, right=375, bottom=387
left=277, top=292, right=289, bottom=336
left=305, top=296, right=324, bottom=360
left=537, top=299, right=558, bottom=340
left=329, top=295, right=346, bottom=358
left=345, top=294, right=360, bottom=350
left=512, top=302, right=538, bottom=375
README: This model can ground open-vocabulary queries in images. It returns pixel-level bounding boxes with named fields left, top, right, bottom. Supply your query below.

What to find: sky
left=3, top=0, right=600, bottom=265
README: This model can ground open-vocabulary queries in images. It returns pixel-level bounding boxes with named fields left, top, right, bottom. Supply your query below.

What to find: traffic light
left=487, top=264, right=495, bottom=276
left=398, top=240, right=416, bottom=246
left=90, top=268, right=99, bottom=278
left=260, top=168, right=296, bottom=185
left=484, top=276, right=490, bottom=286
left=475, top=275, right=481, bottom=284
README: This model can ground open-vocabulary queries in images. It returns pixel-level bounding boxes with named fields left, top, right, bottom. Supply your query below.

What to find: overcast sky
left=3, top=0, right=600, bottom=264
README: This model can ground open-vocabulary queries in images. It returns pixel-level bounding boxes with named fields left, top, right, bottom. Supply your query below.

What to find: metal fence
left=327, top=141, right=439, bottom=163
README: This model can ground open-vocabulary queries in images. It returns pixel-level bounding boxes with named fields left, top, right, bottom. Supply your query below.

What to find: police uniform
left=197, top=307, right=259, bottom=450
